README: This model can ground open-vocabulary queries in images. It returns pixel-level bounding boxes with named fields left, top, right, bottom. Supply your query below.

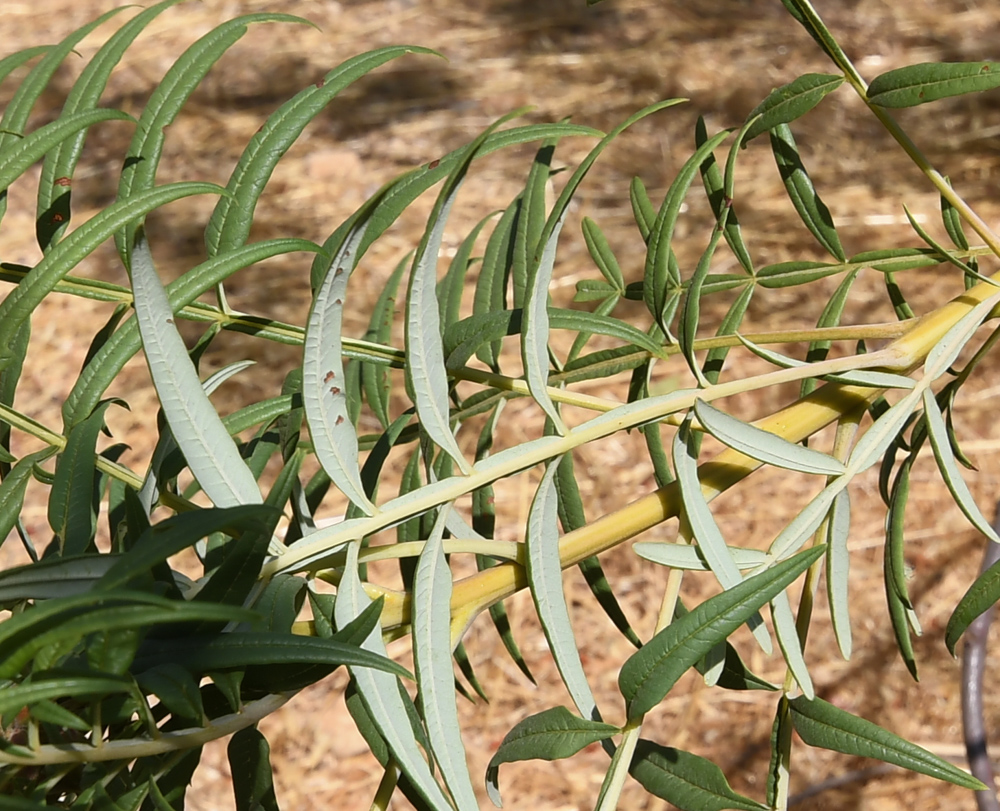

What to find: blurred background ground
left=4, top=0, right=1000, bottom=808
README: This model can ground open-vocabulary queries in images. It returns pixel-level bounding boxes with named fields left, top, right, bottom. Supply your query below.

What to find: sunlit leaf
left=486, top=706, right=618, bottom=807
left=868, top=62, right=1000, bottom=108
left=619, top=546, right=823, bottom=721
left=744, top=73, right=844, bottom=142
left=789, top=695, right=985, bottom=789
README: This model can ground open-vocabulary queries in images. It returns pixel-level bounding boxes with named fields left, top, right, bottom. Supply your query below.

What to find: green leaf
left=923, top=388, right=1000, bottom=543
left=486, top=706, right=618, bottom=807
left=0, top=601, right=256, bottom=679
left=695, top=116, right=753, bottom=275
left=0, top=109, right=132, bottom=198
left=62, top=239, right=319, bottom=426
left=644, top=129, right=730, bottom=335
left=868, top=62, right=1000, bottom=108
left=116, top=12, right=313, bottom=263
left=0, top=450, right=51, bottom=551
left=444, top=307, right=662, bottom=371
left=473, top=195, right=521, bottom=371
left=406, top=117, right=525, bottom=477
left=673, top=599, right=778, bottom=691
left=334, top=543, right=453, bottom=811
left=523, top=101, right=681, bottom=434
left=582, top=217, right=625, bottom=291
left=826, top=488, right=853, bottom=659
left=36, top=0, right=182, bottom=251
left=672, top=413, right=772, bottom=653
left=788, top=695, right=985, bottom=789
left=634, top=542, right=767, bottom=572
left=0, top=554, right=116, bottom=603
left=555, top=452, right=642, bottom=648
left=694, top=399, right=846, bottom=476
left=947, top=551, right=1000, bottom=654
left=136, top=663, right=205, bottom=722
left=526, top=459, right=600, bottom=721
left=770, top=123, right=846, bottom=261
left=97, top=506, right=274, bottom=592
left=229, top=727, right=281, bottom=811
left=131, top=229, right=263, bottom=508
left=629, top=739, right=766, bottom=811
left=619, top=546, right=823, bottom=721
left=413, top=508, right=479, bottom=811
left=206, top=45, right=433, bottom=257
left=630, top=176, right=656, bottom=243
left=0, top=674, right=131, bottom=720
left=303, top=221, right=377, bottom=514
left=26, top=698, right=90, bottom=732
left=744, top=73, right=844, bottom=141
left=48, top=400, right=116, bottom=556
left=131, top=631, right=409, bottom=681
left=0, top=183, right=223, bottom=374
left=769, top=590, right=814, bottom=699
left=618, top=547, right=824, bottom=721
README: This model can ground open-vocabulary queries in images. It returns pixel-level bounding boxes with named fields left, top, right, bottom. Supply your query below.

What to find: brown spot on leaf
left=330, top=386, right=341, bottom=395
left=429, top=159, right=441, bottom=169
left=335, top=415, right=345, bottom=426
left=55, top=177, right=71, bottom=187
left=324, top=371, right=336, bottom=383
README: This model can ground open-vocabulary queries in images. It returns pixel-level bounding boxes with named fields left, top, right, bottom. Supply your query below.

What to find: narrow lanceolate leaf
left=334, top=543, right=453, bottom=811
left=0, top=450, right=51, bottom=548
left=826, top=488, right=853, bottom=659
left=629, top=740, right=766, bottom=811
left=770, top=123, right=845, bottom=261
left=694, top=399, right=845, bottom=476
left=582, top=217, right=625, bottom=291
left=644, top=129, right=731, bottom=335
left=744, top=74, right=844, bottom=142
left=413, top=507, right=479, bottom=811
left=923, top=388, right=1000, bottom=543
left=206, top=46, right=434, bottom=256
left=947, top=552, right=1000, bottom=654
left=130, top=229, right=262, bottom=507
left=673, top=414, right=772, bottom=653
left=229, top=728, right=280, bottom=811
left=486, top=707, right=619, bottom=807
left=303, top=222, right=376, bottom=514
left=634, top=542, right=768, bottom=572
left=868, top=62, right=1000, bottom=108
left=695, top=117, right=753, bottom=275
left=37, top=0, right=182, bottom=251
left=115, top=12, right=312, bottom=263
left=1, top=110, right=132, bottom=198
left=923, top=291, right=1000, bottom=381
left=0, top=553, right=116, bottom=602
left=524, top=100, right=681, bottom=435
left=0, top=675, right=131, bottom=720
left=129, top=632, right=409, bottom=681
left=0, top=9, right=125, bottom=161
left=363, top=253, right=409, bottom=429
left=96, top=506, right=276, bottom=592
left=769, top=591, right=814, bottom=699
left=407, top=118, right=531, bottom=475
left=527, top=459, right=600, bottom=721
left=63, top=238, right=319, bottom=427
left=0, top=183, right=222, bottom=372
left=619, top=546, right=823, bottom=722
left=788, top=695, right=986, bottom=789
left=48, top=401, right=115, bottom=556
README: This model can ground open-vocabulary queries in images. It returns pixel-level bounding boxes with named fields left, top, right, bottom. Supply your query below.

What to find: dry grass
left=4, top=0, right=1000, bottom=808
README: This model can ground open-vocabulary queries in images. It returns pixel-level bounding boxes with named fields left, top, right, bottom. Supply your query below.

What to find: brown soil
left=3, top=0, right=1000, bottom=809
